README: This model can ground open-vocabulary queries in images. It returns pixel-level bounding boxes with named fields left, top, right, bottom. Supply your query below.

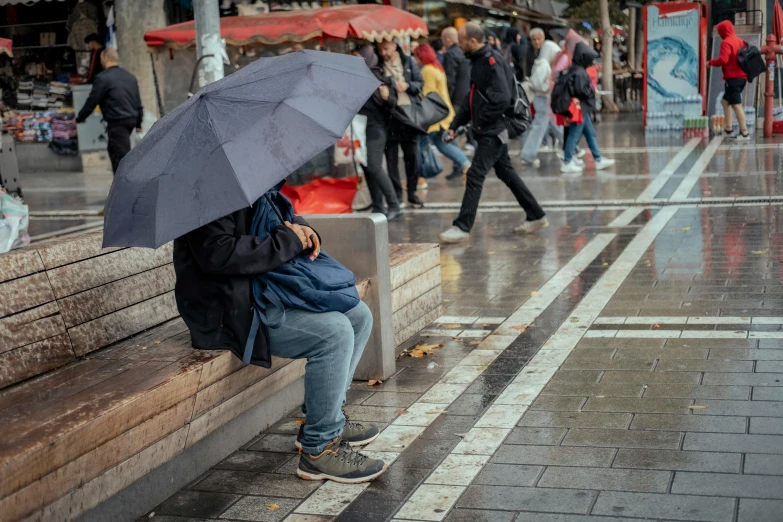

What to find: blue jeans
left=564, top=108, right=601, bottom=163
left=269, top=302, right=373, bottom=454
left=520, top=96, right=564, bottom=163
left=430, top=130, right=470, bottom=169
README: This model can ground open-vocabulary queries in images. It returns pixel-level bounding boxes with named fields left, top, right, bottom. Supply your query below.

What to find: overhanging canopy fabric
left=444, top=0, right=566, bottom=26
left=0, top=38, right=12, bottom=57
left=0, top=0, right=64, bottom=4
left=144, top=5, right=428, bottom=47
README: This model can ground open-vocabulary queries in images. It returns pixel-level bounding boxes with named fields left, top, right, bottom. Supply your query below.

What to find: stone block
left=613, top=448, right=741, bottom=473
left=457, top=485, right=596, bottom=514
left=563, top=428, right=682, bottom=449
left=643, top=385, right=750, bottom=400
left=538, top=466, right=670, bottom=493
left=519, top=411, right=632, bottom=429
left=738, top=499, right=783, bottom=522
left=683, top=433, right=783, bottom=454
left=591, top=491, right=734, bottom=521
left=504, top=427, right=566, bottom=446
left=744, top=454, right=783, bottom=475
left=473, top=464, right=543, bottom=487
left=671, top=472, right=783, bottom=499
left=582, top=397, right=691, bottom=414
left=491, top=445, right=614, bottom=467
left=629, top=414, right=747, bottom=433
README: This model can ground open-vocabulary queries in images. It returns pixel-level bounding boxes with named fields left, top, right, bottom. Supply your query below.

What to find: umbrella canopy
left=144, top=5, right=428, bottom=47
left=102, top=50, right=379, bottom=249
left=0, top=38, right=12, bottom=57
left=774, top=0, right=783, bottom=45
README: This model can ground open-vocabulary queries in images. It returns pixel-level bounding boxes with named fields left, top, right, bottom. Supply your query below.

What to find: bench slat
left=0, top=334, right=74, bottom=390
left=90, top=318, right=188, bottom=359
left=46, top=244, right=173, bottom=298
left=57, top=264, right=176, bottom=328
left=35, top=232, right=120, bottom=270
left=0, top=397, right=194, bottom=521
left=392, top=265, right=442, bottom=312
left=0, top=249, right=45, bottom=284
left=67, top=291, right=179, bottom=356
left=389, top=244, right=440, bottom=290
left=0, top=272, right=56, bottom=319
left=0, top=302, right=66, bottom=354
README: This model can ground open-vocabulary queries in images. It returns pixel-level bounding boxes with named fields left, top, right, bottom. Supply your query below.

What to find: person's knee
left=351, top=301, right=374, bottom=337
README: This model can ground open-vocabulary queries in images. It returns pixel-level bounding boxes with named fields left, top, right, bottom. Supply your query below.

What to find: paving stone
left=656, top=359, right=754, bottom=372
left=561, top=357, right=656, bottom=371
left=671, top=471, right=783, bottom=499
left=247, top=434, right=299, bottom=454
left=273, top=456, right=300, bottom=475
left=757, top=361, right=783, bottom=373
left=342, top=405, right=402, bottom=423
left=507, top=516, right=645, bottom=522
left=710, top=349, right=783, bottom=361
left=582, top=397, right=691, bottom=414
left=472, top=463, right=542, bottom=487
left=613, top=448, right=741, bottom=473
left=154, top=490, right=240, bottom=518
left=360, top=466, right=430, bottom=501
left=643, top=384, right=750, bottom=400
left=265, top=418, right=303, bottom=436
left=214, top=451, right=293, bottom=472
left=749, top=417, right=783, bottom=435
left=447, top=394, right=497, bottom=416
left=193, top=470, right=320, bottom=498
left=504, top=427, right=567, bottom=445
left=688, top=400, right=783, bottom=417
left=530, top=396, right=586, bottom=411
left=419, top=414, right=480, bottom=441
left=542, top=382, right=644, bottom=397
left=577, top=338, right=665, bottom=350
left=548, top=370, right=603, bottom=384
left=538, top=466, right=671, bottom=493
left=464, top=374, right=516, bottom=395
left=737, top=499, right=783, bottom=522
left=630, top=414, right=747, bottom=433
left=338, top=498, right=399, bottom=522
left=491, top=445, right=615, bottom=467
left=457, top=485, right=596, bottom=514
left=390, top=436, right=459, bottom=470
left=753, top=387, right=783, bottom=400
left=442, top=508, right=516, bottom=522
left=518, top=411, right=632, bottom=429
left=563, top=428, right=682, bottom=449
left=611, top=347, right=709, bottom=359
left=219, top=496, right=299, bottom=521
left=702, top=373, right=783, bottom=386
left=600, top=371, right=702, bottom=384
left=591, top=491, right=735, bottom=521
left=744, top=454, right=783, bottom=475
left=345, top=389, right=374, bottom=405
left=683, top=432, right=783, bottom=454
left=361, top=391, right=421, bottom=408
left=667, top=338, right=757, bottom=350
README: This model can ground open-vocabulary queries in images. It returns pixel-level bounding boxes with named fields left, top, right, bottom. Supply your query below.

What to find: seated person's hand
left=284, top=221, right=310, bottom=251
left=299, top=225, right=321, bottom=261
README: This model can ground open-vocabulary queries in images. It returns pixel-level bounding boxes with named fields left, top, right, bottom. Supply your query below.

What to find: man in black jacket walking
left=439, top=23, right=548, bottom=244
left=442, top=26, right=475, bottom=179
left=76, top=48, right=143, bottom=174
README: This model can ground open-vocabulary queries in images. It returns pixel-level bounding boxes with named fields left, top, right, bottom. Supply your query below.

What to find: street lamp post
left=761, top=34, right=781, bottom=138
left=193, top=0, right=224, bottom=88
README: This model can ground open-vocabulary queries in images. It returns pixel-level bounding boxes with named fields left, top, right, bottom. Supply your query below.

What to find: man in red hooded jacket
left=709, top=20, right=750, bottom=140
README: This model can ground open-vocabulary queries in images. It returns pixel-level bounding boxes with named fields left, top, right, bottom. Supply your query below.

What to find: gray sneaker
left=295, top=415, right=380, bottom=450
left=514, top=217, right=549, bottom=234
left=297, top=438, right=387, bottom=483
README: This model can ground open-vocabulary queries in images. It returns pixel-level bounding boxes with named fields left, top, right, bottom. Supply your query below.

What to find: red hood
left=716, top=20, right=735, bottom=39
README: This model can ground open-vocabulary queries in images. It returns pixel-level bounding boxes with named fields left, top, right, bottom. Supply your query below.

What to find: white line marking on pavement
left=393, top=207, right=678, bottom=522
left=636, top=138, right=700, bottom=203
left=593, top=316, right=754, bottom=325
left=670, top=137, right=724, bottom=202
left=285, top=233, right=615, bottom=520
left=607, top=207, right=645, bottom=227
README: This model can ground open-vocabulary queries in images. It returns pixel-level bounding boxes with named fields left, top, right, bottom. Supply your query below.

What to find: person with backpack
left=553, top=42, right=615, bottom=173
left=439, top=22, right=547, bottom=244
left=709, top=20, right=750, bottom=140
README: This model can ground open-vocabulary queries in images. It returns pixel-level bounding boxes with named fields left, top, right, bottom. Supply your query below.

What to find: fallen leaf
left=405, top=217, right=413, bottom=221
left=266, top=504, right=281, bottom=511
left=154, top=341, right=161, bottom=345
left=395, top=409, right=409, bottom=415
left=367, top=379, right=383, bottom=386
left=416, top=343, right=443, bottom=354
left=530, top=291, right=540, bottom=297
left=652, top=323, right=660, bottom=329
left=141, top=346, right=147, bottom=350
left=752, top=250, right=769, bottom=255
left=602, top=262, right=609, bottom=266
left=688, top=405, right=708, bottom=410
left=409, top=349, right=426, bottom=358
left=510, top=325, right=528, bottom=333
left=295, top=419, right=306, bottom=425
left=488, top=251, right=496, bottom=255
left=680, top=226, right=691, bottom=232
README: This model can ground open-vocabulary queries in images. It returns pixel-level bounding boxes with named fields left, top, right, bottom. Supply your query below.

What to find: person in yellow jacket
left=413, top=44, right=471, bottom=179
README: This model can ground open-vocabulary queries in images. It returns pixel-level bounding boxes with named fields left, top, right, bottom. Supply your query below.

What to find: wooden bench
left=0, top=220, right=441, bottom=522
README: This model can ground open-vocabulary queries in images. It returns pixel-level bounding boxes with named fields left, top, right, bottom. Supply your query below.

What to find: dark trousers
left=107, top=118, right=136, bottom=174
left=453, top=135, right=545, bottom=233
left=385, top=135, right=419, bottom=201
left=365, top=126, right=400, bottom=213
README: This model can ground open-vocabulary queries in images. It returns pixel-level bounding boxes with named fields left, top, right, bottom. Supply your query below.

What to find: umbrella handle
left=264, top=194, right=287, bottom=223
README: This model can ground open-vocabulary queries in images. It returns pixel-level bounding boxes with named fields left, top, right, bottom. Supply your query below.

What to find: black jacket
left=76, top=65, right=143, bottom=127
left=173, top=206, right=313, bottom=367
left=377, top=45, right=423, bottom=96
left=443, top=44, right=471, bottom=107
left=567, top=43, right=599, bottom=114
left=359, top=66, right=398, bottom=131
left=450, top=45, right=513, bottom=138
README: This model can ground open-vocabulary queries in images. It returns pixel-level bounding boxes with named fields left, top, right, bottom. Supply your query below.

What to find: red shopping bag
left=280, top=176, right=359, bottom=215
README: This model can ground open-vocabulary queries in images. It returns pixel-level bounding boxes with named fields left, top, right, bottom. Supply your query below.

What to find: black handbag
left=391, top=91, right=450, bottom=134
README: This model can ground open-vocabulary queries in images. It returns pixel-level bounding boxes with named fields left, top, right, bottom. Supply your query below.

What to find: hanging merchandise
left=66, top=0, right=100, bottom=52
left=0, top=191, right=30, bottom=254
left=105, top=6, right=118, bottom=50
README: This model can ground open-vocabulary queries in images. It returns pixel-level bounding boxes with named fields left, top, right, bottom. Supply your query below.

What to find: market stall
left=144, top=5, right=428, bottom=214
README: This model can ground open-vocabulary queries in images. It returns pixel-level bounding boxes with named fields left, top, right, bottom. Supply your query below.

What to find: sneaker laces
left=335, top=439, right=368, bottom=466
left=343, top=412, right=364, bottom=432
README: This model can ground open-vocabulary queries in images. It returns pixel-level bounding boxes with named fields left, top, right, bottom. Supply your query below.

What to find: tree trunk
left=628, top=8, right=636, bottom=70
left=599, top=0, right=619, bottom=112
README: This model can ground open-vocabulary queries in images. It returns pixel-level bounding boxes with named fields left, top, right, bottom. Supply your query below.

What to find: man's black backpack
left=738, top=42, right=766, bottom=82
left=505, top=76, right=532, bottom=138
left=551, top=70, right=572, bottom=117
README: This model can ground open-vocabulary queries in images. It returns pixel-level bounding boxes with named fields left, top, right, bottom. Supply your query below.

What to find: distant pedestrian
left=486, top=31, right=501, bottom=52
left=557, top=42, right=615, bottom=173
left=378, top=40, right=426, bottom=208
left=83, top=33, right=104, bottom=84
left=439, top=23, right=548, bottom=244
left=354, top=45, right=402, bottom=221
left=526, top=28, right=546, bottom=78
left=441, top=26, right=474, bottom=179
left=76, top=48, right=143, bottom=174
left=501, top=27, right=529, bottom=81
left=413, top=44, right=471, bottom=180
left=709, top=20, right=750, bottom=139
left=432, top=38, right=446, bottom=64
left=519, top=40, right=563, bottom=168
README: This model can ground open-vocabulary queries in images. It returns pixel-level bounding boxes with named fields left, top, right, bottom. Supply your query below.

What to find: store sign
left=646, top=5, right=700, bottom=113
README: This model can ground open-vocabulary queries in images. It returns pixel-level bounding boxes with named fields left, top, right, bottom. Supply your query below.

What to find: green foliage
left=564, top=0, right=628, bottom=28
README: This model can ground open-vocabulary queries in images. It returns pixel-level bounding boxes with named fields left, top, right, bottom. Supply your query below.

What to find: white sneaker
left=561, top=162, right=583, bottom=174
left=556, top=151, right=564, bottom=161
left=439, top=226, right=470, bottom=243
left=734, top=132, right=751, bottom=141
left=574, top=158, right=585, bottom=167
left=576, top=148, right=587, bottom=159
left=594, top=158, right=616, bottom=170
left=538, top=145, right=553, bottom=153
left=521, top=158, right=540, bottom=168
left=464, top=144, right=476, bottom=155
left=514, top=217, right=549, bottom=234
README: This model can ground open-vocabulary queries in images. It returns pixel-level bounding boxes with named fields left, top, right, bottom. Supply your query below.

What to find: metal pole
left=761, top=34, right=780, bottom=138
left=193, top=0, right=224, bottom=88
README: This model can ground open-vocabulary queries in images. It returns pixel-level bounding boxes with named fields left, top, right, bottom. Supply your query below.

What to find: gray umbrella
left=103, top=50, right=379, bottom=248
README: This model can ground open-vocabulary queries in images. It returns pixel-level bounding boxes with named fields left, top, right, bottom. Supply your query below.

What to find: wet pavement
left=22, top=116, right=783, bottom=521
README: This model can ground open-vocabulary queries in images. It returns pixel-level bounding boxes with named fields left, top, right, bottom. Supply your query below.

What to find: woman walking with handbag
left=413, top=44, right=471, bottom=180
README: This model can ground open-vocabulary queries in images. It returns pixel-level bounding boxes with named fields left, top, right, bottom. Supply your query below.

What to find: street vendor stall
left=144, top=5, right=428, bottom=214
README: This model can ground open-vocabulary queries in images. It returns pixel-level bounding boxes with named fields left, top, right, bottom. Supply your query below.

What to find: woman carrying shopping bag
left=413, top=44, right=471, bottom=180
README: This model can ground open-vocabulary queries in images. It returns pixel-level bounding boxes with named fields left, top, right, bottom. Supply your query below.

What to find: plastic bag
left=334, top=114, right=367, bottom=169
left=419, top=134, right=443, bottom=179
left=0, top=191, right=30, bottom=253
left=280, top=176, right=359, bottom=215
